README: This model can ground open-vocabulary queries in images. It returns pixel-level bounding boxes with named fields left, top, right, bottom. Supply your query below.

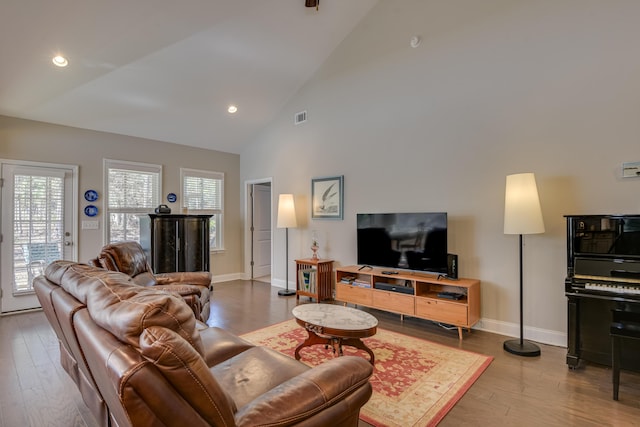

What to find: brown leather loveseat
left=91, top=241, right=212, bottom=322
left=34, top=261, right=373, bottom=427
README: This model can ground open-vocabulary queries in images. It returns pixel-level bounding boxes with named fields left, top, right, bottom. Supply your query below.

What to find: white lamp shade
left=277, top=194, right=297, bottom=228
left=504, top=173, right=545, bottom=235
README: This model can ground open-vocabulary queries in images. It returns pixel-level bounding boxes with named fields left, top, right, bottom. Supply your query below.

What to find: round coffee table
left=292, top=304, right=378, bottom=365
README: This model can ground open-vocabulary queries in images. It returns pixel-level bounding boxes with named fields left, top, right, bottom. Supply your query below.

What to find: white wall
left=240, top=0, right=640, bottom=345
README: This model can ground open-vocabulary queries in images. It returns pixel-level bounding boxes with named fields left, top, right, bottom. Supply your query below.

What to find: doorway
left=0, top=160, right=78, bottom=314
left=245, top=179, right=272, bottom=282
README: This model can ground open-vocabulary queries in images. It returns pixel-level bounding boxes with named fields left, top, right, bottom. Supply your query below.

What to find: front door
left=0, top=161, right=77, bottom=313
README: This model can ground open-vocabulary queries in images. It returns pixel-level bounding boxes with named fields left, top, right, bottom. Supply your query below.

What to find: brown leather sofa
left=91, top=241, right=212, bottom=322
left=35, top=261, right=373, bottom=427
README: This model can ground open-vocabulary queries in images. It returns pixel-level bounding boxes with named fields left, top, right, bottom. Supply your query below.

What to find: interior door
left=252, top=183, right=272, bottom=278
left=0, top=161, right=76, bottom=313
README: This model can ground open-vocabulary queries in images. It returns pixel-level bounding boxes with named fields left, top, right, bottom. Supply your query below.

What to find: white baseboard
left=270, top=278, right=295, bottom=290
left=476, top=318, right=567, bottom=348
left=218, top=273, right=294, bottom=290
left=211, top=272, right=244, bottom=284
left=210, top=275, right=568, bottom=348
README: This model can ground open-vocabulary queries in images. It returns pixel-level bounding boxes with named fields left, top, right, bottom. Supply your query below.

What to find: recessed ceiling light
left=52, top=55, right=68, bottom=67
left=228, top=105, right=238, bottom=114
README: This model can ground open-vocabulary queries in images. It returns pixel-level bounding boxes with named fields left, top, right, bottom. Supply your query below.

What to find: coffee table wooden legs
left=295, top=329, right=375, bottom=365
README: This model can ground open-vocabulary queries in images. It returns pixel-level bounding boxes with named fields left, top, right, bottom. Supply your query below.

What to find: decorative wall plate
left=84, top=189, right=99, bottom=202
left=167, top=193, right=177, bottom=203
left=84, top=205, right=98, bottom=217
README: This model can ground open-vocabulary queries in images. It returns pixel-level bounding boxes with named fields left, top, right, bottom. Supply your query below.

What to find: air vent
left=294, top=110, right=307, bottom=125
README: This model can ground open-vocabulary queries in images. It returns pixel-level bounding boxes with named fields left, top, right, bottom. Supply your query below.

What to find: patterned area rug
left=241, top=319, right=493, bottom=427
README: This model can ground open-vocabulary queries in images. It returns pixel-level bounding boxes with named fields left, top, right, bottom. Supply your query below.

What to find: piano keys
left=583, top=282, right=640, bottom=295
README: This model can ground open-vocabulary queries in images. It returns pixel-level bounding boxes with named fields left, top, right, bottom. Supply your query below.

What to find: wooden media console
left=335, top=265, right=481, bottom=339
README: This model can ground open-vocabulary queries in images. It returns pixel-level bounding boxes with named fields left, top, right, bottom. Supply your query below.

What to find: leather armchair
left=94, top=241, right=212, bottom=322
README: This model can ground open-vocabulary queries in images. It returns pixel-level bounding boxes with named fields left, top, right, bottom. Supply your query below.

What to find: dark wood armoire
left=139, top=214, right=212, bottom=273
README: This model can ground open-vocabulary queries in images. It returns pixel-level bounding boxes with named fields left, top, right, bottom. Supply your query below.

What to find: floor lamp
left=277, top=194, right=297, bottom=297
left=503, top=173, right=545, bottom=357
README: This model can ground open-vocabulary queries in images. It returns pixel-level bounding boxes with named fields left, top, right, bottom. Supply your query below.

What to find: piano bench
left=610, top=309, right=640, bottom=401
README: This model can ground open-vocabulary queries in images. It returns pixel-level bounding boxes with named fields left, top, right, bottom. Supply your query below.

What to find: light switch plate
left=82, top=220, right=99, bottom=230
left=622, top=161, right=640, bottom=178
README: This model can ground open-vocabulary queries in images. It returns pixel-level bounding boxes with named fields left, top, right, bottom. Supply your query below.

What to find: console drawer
left=336, top=283, right=372, bottom=306
left=372, top=290, right=414, bottom=315
left=415, top=297, right=467, bottom=325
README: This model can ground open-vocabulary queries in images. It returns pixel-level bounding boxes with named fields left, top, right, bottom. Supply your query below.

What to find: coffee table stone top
left=292, top=304, right=378, bottom=333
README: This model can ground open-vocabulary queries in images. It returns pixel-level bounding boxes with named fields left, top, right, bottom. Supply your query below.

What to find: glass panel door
left=1, top=162, right=76, bottom=313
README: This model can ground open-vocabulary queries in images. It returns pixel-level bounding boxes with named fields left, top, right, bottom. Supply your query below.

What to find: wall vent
left=294, top=110, right=307, bottom=125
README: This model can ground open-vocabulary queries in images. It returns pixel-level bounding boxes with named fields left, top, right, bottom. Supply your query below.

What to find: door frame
left=243, top=177, right=272, bottom=280
left=0, top=158, right=79, bottom=313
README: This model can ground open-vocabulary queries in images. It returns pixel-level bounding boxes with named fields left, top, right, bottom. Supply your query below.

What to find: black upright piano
left=565, top=214, right=640, bottom=371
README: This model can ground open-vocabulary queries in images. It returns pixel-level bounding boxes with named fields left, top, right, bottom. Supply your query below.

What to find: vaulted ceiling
left=0, top=0, right=377, bottom=154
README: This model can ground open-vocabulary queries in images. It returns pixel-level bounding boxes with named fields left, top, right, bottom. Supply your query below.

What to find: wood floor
left=1, top=279, right=639, bottom=426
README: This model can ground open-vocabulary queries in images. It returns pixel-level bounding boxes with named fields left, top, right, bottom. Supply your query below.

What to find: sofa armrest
left=234, top=356, right=373, bottom=427
left=151, top=283, right=203, bottom=297
left=148, top=284, right=203, bottom=320
left=155, top=271, right=212, bottom=287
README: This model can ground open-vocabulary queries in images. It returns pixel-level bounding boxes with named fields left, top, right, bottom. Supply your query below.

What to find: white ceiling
left=0, top=0, right=377, bottom=154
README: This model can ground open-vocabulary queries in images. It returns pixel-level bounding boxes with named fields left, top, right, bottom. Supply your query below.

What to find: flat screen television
left=357, top=212, right=448, bottom=275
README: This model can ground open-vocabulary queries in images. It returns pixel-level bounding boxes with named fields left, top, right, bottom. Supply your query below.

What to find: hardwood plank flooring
left=1, top=279, right=638, bottom=426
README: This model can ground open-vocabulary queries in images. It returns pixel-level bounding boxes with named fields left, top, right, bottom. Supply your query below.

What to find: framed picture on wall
left=311, top=175, right=344, bottom=220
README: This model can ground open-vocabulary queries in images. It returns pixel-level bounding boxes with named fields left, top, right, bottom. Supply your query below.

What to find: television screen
left=357, top=212, right=448, bottom=274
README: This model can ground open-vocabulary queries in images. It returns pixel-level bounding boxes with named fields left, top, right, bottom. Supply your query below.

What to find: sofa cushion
left=140, top=326, right=237, bottom=426
left=211, top=346, right=310, bottom=410
left=234, top=356, right=374, bottom=427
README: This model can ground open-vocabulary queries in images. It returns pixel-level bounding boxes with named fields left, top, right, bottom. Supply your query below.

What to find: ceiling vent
left=294, top=110, right=307, bottom=125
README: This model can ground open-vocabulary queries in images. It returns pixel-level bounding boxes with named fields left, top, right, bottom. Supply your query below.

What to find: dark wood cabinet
left=140, top=214, right=212, bottom=273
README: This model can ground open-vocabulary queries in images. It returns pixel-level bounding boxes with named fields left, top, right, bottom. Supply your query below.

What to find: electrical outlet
left=82, top=220, right=99, bottom=230
left=622, top=161, right=640, bottom=178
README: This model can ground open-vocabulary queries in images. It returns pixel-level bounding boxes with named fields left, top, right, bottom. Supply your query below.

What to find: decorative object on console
left=503, top=172, right=545, bottom=357
left=311, top=175, right=343, bottom=220
left=277, top=194, right=297, bottom=296
left=311, top=229, right=319, bottom=259
left=154, top=204, right=171, bottom=214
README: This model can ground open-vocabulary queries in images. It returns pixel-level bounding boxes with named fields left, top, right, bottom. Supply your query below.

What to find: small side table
left=295, top=258, right=334, bottom=302
left=292, top=304, right=377, bottom=365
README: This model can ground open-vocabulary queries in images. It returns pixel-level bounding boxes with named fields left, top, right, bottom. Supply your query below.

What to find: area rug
left=241, top=319, right=493, bottom=427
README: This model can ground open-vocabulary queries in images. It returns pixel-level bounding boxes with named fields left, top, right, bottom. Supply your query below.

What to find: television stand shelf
left=335, top=265, right=480, bottom=340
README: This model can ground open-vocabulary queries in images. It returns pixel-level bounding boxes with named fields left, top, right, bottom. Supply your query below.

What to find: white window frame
left=104, top=159, right=162, bottom=244
left=180, top=168, right=224, bottom=251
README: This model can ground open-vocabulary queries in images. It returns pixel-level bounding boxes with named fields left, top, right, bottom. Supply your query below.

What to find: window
left=181, top=168, right=224, bottom=250
left=105, top=159, right=161, bottom=243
